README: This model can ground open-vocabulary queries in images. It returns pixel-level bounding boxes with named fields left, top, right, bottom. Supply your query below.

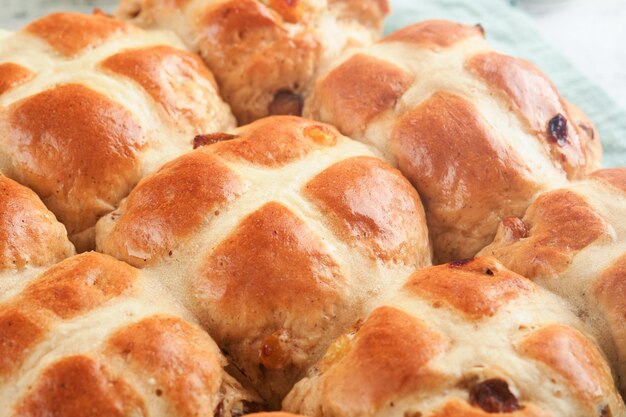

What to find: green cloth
left=385, top=0, right=626, bottom=167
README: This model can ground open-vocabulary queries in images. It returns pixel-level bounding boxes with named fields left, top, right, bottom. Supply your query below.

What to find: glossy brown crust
left=590, top=168, right=626, bottom=194
left=198, top=0, right=320, bottom=123
left=0, top=63, right=34, bottom=96
left=20, top=253, right=138, bottom=320
left=467, top=52, right=561, bottom=135
left=430, top=399, right=549, bottom=417
left=467, top=52, right=587, bottom=179
left=24, top=12, right=130, bottom=57
left=0, top=253, right=136, bottom=378
left=593, top=253, right=626, bottom=381
left=101, top=45, right=219, bottom=128
left=566, top=101, right=602, bottom=171
left=404, top=257, right=534, bottom=319
left=198, top=201, right=344, bottom=330
left=13, top=355, right=146, bottom=417
left=391, top=92, right=538, bottom=262
left=303, top=156, right=428, bottom=264
left=267, top=0, right=304, bottom=23
left=518, top=325, right=615, bottom=408
left=5, top=83, right=145, bottom=247
left=117, top=0, right=388, bottom=123
left=213, top=116, right=336, bottom=167
left=196, top=201, right=346, bottom=402
left=310, top=54, right=414, bottom=136
left=0, top=176, right=74, bottom=270
left=99, top=150, right=245, bottom=267
left=480, top=190, right=608, bottom=279
left=0, top=309, right=45, bottom=376
left=382, top=19, right=483, bottom=49
left=321, top=306, right=448, bottom=414
left=107, top=316, right=223, bottom=417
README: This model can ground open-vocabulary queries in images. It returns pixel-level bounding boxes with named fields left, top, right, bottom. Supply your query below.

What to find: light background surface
left=1, top=0, right=624, bottom=165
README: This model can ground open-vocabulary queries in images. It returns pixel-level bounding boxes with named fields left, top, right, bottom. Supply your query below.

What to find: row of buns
left=2, top=166, right=625, bottom=415
left=0, top=1, right=624, bottom=416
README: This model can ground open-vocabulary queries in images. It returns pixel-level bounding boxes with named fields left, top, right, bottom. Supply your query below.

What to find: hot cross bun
left=0, top=252, right=259, bottom=417
left=96, top=116, right=431, bottom=404
left=284, top=257, right=625, bottom=417
left=480, top=168, right=626, bottom=395
left=0, top=12, right=234, bottom=251
left=304, top=20, right=601, bottom=262
left=116, top=0, right=389, bottom=123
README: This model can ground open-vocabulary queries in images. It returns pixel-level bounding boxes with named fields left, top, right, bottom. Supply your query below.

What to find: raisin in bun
left=284, top=257, right=625, bottom=417
left=480, top=168, right=626, bottom=394
left=96, top=116, right=431, bottom=405
left=304, top=20, right=602, bottom=262
left=0, top=252, right=259, bottom=417
left=248, top=414, right=303, bottom=417
left=0, top=12, right=235, bottom=252
left=116, top=0, right=389, bottom=123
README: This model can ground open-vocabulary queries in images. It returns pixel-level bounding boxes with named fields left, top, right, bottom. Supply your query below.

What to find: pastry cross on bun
left=480, top=168, right=626, bottom=395
left=284, top=257, right=625, bottom=417
left=0, top=252, right=259, bottom=417
left=304, top=19, right=602, bottom=262
left=0, top=12, right=235, bottom=252
left=96, top=115, right=432, bottom=405
left=116, top=0, right=389, bottom=123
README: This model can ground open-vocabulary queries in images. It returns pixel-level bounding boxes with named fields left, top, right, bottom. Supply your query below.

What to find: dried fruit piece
left=193, top=133, right=238, bottom=149
left=449, top=258, right=474, bottom=268
left=318, top=334, right=353, bottom=372
left=269, top=90, right=303, bottom=116
left=469, top=378, right=520, bottom=413
left=600, top=405, right=612, bottom=417
left=259, top=330, right=291, bottom=370
left=579, top=123, right=595, bottom=140
left=304, top=125, right=337, bottom=147
left=214, top=400, right=224, bottom=417
left=547, top=114, right=568, bottom=146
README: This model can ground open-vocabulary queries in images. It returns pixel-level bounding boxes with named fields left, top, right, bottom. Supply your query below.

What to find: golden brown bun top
left=97, top=116, right=429, bottom=269
left=284, top=257, right=625, bottom=417
left=382, top=19, right=484, bottom=48
left=116, top=0, right=389, bottom=123
left=0, top=252, right=257, bottom=417
left=96, top=115, right=431, bottom=404
left=0, top=12, right=235, bottom=251
left=0, top=175, right=74, bottom=271
left=0, top=62, right=34, bottom=95
left=4, top=83, right=145, bottom=250
left=304, top=19, right=601, bottom=262
left=24, top=12, right=131, bottom=57
left=480, top=168, right=626, bottom=396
